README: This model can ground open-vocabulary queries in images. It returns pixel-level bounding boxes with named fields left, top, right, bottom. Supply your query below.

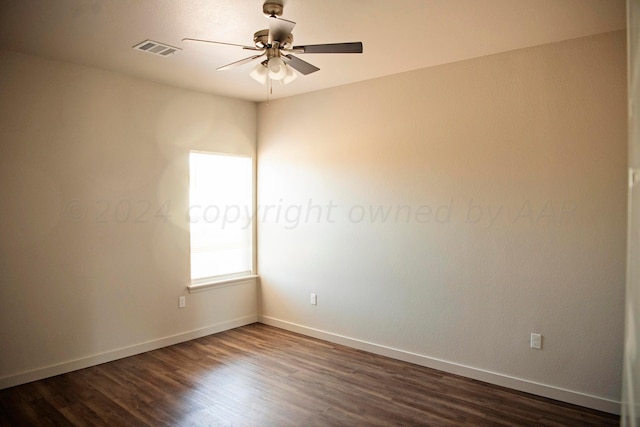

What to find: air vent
left=132, top=40, right=180, bottom=57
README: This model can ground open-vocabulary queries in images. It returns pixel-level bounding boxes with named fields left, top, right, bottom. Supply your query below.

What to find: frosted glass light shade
left=268, top=57, right=287, bottom=80
left=282, top=66, right=298, bottom=85
left=250, top=63, right=268, bottom=84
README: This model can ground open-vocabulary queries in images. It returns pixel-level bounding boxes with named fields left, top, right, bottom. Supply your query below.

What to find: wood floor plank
left=0, top=323, right=619, bottom=426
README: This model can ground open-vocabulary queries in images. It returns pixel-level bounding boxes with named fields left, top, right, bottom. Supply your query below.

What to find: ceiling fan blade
left=182, top=38, right=263, bottom=51
left=292, top=42, right=363, bottom=54
left=268, top=17, right=296, bottom=45
left=282, top=54, right=320, bottom=75
left=217, top=54, right=265, bottom=71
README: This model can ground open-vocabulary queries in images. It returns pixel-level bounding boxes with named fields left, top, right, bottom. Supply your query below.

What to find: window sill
left=187, top=275, right=258, bottom=293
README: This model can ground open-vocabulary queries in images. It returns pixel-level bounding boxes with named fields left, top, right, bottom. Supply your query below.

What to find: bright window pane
left=189, top=152, right=253, bottom=281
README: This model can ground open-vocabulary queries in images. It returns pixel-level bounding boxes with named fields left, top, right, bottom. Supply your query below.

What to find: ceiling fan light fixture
left=267, top=57, right=287, bottom=80
left=250, top=63, right=268, bottom=84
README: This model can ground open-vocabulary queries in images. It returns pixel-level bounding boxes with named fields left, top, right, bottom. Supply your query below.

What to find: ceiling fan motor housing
left=254, top=29, right=292, bottom=49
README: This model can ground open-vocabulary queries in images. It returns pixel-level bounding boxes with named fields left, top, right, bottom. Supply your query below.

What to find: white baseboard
left=0, top=314, right=258, bottom=390
left=259, top=315, right=621, bottom=415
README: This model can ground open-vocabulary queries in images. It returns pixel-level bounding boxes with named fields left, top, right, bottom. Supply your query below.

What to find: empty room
left=1, top=0, right=638, bottom=425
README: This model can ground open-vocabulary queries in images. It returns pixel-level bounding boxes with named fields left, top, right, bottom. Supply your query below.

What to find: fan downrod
left=263, top=2, right=283, bottom=17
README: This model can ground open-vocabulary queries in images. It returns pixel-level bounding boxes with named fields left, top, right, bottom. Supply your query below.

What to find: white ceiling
left=0, top=0, right=626, bottom=102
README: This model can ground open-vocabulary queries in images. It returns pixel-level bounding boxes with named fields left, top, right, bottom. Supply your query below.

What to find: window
left=189, top=152, right=253, bottom=285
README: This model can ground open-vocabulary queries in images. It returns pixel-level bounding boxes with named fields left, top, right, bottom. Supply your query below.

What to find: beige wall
left=623, top=0, right=640, bottom=424
left=0, top=51, right=258, bottom=386
left=258, top=31, right=627, bottom=408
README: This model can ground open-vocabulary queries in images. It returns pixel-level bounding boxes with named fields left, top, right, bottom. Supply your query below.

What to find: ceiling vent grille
left=132, top=40, right=180, bottom=57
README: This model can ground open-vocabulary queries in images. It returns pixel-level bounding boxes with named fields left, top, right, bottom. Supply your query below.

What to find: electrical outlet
left=179, top=296, right=186, bottom=308
left=530, top=333, right=542, bottom=350
left=310, top=293, right=317, bottom=305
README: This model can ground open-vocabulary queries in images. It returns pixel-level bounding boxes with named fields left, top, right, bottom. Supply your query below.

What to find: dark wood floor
left=0, top=323, right=619, bottom=426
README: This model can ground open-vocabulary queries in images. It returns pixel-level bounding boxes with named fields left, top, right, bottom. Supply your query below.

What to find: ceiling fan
left=182, top=1, right=363, bottom=86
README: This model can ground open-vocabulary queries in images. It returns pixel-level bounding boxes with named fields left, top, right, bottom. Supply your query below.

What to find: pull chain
left=267, top=77, right=271, bottom=104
